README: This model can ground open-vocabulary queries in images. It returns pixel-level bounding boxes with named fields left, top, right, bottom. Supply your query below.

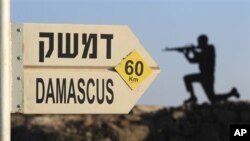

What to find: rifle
left=162, top=44, right=198, bottom=52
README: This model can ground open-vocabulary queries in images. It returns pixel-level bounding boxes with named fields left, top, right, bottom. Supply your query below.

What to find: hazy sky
left=12, top=0, right=250, bottom=106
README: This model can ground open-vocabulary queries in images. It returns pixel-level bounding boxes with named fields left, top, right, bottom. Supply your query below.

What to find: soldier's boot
left=231, top=87, right=240, bottom=99
left=184, top=96, right=197, bottom=104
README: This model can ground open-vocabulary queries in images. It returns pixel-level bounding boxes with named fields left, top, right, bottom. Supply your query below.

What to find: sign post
left=0, top=0, right=11, bottom=140
left=11, top=23, right=160, bottom=114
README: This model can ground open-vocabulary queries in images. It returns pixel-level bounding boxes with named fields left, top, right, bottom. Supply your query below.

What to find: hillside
left=11, top=101, right=250, bottom=141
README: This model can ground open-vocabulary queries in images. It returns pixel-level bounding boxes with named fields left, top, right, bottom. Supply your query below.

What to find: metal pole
left=0, top=0, right=11, bottom=140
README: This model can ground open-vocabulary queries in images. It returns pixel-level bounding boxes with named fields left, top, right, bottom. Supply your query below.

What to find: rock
left=11, top=101, right=250, bottom=141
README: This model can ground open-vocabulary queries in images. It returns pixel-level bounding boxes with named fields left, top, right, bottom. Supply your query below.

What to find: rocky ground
left=11, top=101, right=250, bottom=141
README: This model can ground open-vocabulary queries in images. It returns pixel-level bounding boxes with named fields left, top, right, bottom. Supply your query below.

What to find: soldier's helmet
left=198, top=34, right=208, bottom=46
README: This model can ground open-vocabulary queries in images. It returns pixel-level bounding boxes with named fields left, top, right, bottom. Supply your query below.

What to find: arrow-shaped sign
left=11, top=23, right=160, bottom=114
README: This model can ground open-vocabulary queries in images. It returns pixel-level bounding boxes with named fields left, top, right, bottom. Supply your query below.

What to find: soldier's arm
left=184, top=50, right=199, bottom=63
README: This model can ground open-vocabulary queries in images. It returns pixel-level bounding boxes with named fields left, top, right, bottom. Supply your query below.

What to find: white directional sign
left=11, top=23, right=160, bottom=114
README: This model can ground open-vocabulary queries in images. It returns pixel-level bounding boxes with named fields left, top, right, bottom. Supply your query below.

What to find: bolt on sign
left=11, top=23, right=160, bottom=114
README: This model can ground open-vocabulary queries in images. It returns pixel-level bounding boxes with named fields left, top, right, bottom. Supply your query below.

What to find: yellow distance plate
left=115, top=50, right=153, bottom=90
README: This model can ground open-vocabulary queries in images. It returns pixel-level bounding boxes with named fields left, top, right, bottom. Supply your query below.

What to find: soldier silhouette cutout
left=164, top=34, right=240, bottom=104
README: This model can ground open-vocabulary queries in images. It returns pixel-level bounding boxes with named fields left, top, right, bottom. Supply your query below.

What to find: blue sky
left=12, top=0, right=250, bottom=106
